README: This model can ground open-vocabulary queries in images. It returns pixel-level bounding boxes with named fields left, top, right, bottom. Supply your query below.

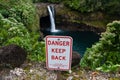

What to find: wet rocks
left=0, top=44, right=27, bottom=68
left=72, top=51, right=81, bottom=67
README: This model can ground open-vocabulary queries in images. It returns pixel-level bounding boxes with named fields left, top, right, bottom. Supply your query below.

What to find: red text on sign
left=48, top=40, right=69, bottom=46
left=51, top=48, right=66, bottom=53
left=51, top=55, right=66, bottom=60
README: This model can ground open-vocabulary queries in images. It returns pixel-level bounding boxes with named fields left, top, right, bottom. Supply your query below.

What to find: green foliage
left=32, top=0, right=62, bottom=3
left=65, top=0, right=86, bottom=12
left=48, top=0, right=62, bottom=3
left=96, top=63, right=120, bottom=72
left=0, top=12, right=45, bottom=62
left=28, top=32, right=46, bottom=61
left=32, top=0, right=46, bottom=3
left=0, top=13, right=3, bottom=19
left=0, top=29, right=8, bottom=45
left=33, top=0, right=120, bottom=15
left=4, top=34, right=45, bottom=61
left=5, top=37, right=32, bottom=52
left=0, top=15, right=26, bottom=45
left=65, top=0, right=120, bottom=15
left=80, top=21, right=120, bottom=72
left=104, top=0, right=120, bottom=15
left=64, top=0, right=104, bottom=12
left=0, top=0, right=38, bottom=31
left=28, top=41, right=45, bottom=61
left=0, top=0, right=45, bottom=62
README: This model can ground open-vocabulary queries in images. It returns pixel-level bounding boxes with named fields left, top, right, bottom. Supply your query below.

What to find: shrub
left=0, top=0, right=45, bottom=62
left=32, top=0, right=62, bottom=3
left=8, top=24, right=30, bottom=38
left=80, top=21, right=120, bottom=72
left=0, top=0, right=38, bottom=31
left=0, top=13, right=45, bottom=62
left=0, top=14, right=29, bottom=44
left=4, top=37, right=32, bottom=52
left=28, top=41, right=45, bottom=61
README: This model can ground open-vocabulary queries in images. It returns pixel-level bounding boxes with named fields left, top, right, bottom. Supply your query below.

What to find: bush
left=80, top=21, right=120, bottom=72
left=0, top=13, right=45, bottom=62
left=66, top=0, right=120, bottom=15
left=0, top=15, right=18, bottom=44
left=32, top=0, right=62, bottom=3
left=28, top=41, right=45, bottom=61
left=4, top=34, right=45, bottom=62
left=4, top=37, right=32, bottom=52
left=8, top=24, right=30, bottom=38
left=28, top=32, right=46, bottom=61
left=0, top=0, right=38, bottom=31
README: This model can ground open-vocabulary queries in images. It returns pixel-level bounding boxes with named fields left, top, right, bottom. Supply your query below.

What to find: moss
left=55, top=4, right=109, bottom=29
left=83, top=20, right=107, bottom=29
left=109, top=78, right=120, bottom=80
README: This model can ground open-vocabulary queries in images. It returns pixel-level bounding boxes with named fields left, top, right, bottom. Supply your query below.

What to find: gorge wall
left=35, top=3, right=117, bottom=33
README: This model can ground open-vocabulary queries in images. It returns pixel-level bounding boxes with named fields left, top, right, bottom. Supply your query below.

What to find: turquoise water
left=43, top=30, right=100, bottom=56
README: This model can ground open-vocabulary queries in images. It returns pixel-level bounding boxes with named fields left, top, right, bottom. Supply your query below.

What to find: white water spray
left=47, top=5, right=56, bottom=32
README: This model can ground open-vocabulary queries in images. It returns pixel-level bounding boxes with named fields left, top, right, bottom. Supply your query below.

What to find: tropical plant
left=0, top=0, right=45, bottom=62
left=80, top=21, right=120, bottom=72
left=28, top=41, right=45, bottom=61
left=0, top=0, right=38, bottom=31
left=4, top=37, right=32, bottom=52
left=0, top=10, right=45, bottom=62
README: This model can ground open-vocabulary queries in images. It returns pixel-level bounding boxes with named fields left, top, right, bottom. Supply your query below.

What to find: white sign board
left=45, top=36, right=72, bottom=71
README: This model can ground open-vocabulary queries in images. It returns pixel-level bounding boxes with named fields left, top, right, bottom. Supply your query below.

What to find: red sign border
left=45, top=35, right=73, bottom=71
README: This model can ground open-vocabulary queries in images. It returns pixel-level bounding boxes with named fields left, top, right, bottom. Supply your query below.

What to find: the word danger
left=47, top=40, right=70, bottom=46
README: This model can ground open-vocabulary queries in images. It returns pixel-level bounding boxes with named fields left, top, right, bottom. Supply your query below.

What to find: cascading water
left=47, top=5, right=56, bottom=32
left=43, top=5, right=100, bottom=56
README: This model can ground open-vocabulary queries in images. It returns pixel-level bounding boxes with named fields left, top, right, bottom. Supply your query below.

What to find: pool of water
left=42, top=30, right=100, bottom=56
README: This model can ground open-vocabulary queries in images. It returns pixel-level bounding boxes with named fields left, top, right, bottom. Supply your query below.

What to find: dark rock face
left=40, top=15, right=51, bottom=31
left=36, top=3, right=106, bottom=34
left=72, top=51, right=81, bottom=67
left=0, top=44, right=27, bottom=68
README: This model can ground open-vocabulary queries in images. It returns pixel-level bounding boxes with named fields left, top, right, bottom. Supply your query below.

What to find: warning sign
left=45, top=36, right=72, bottom=71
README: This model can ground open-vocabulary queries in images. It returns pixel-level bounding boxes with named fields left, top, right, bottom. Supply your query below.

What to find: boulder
left=0, top=44, right=27, bottom=68
left=72, top=51, right=81, bottom=67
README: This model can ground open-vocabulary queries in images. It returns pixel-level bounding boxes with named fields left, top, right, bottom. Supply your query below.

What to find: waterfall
left=47, top=5, right=56, bottom=32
